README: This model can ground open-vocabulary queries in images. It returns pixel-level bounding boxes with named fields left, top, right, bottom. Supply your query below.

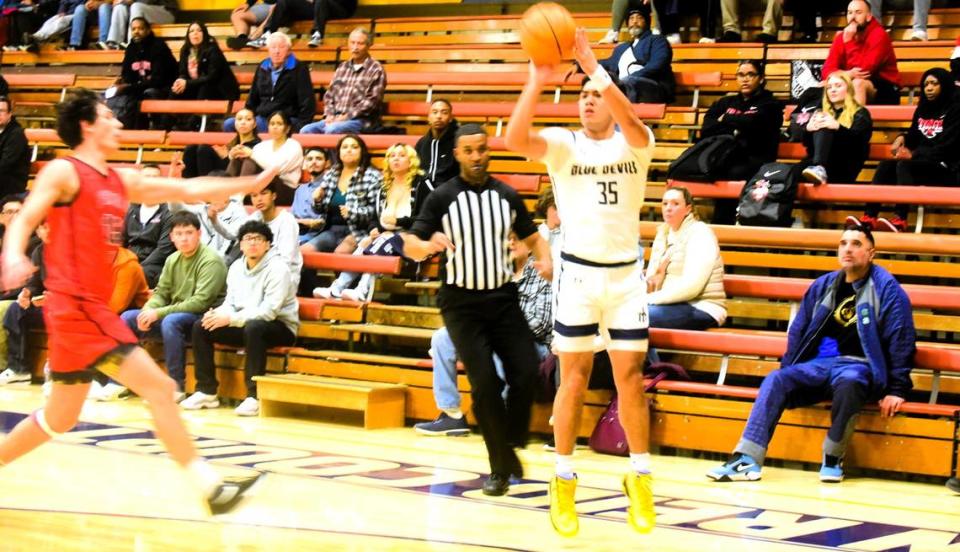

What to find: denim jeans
left=430, top=326, right=549, bottom=410
left=736, top=356, right=871, bottom=464
left=224, top=115, right=268, bottom=134
left=69, top=2, right=111, bottom=46
left=300, top=118, right=365, bottom=135
left=649, top=303, right=719, bottom=330
left=121, top=309, right=200, bottom=390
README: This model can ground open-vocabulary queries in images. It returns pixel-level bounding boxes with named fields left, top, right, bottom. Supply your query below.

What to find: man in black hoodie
left=122, top=165, right=176, bottom=287
left=415, top=99, right=460, bottom=188
left=855, top=67, right=960, bottom=233
left=698, top=59, right=784, bottom=224
left=111, top=17, right=177, bottom=130
left=0, top=97, right=29, bottom=199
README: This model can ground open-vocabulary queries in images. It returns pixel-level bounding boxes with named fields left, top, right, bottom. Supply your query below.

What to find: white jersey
left=538, top=127, right=654, bottom=264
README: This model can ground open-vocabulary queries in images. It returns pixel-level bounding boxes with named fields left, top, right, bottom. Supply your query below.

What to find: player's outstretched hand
left=252, top=164, right=282, bottom=192
left=1, top=254, right=36, bottom=293
left=528, top=60, right=556, bottom=87
left=573, top=27, right=599, bottom=76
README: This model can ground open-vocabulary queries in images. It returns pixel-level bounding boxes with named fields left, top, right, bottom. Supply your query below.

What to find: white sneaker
left=312, top=286, right=340, bottom=299
left=699, top=37, right=716, bottom=44
left=340, top=288, right=368, bottom=302
left=181, top=391, right=220, bottom=410
left=87, top=380, right=105, bottom=400
left=666, top=33, right=681, bottom=44
left=598, top=29, right=619, bottom=44
left=96, top=382, right=128, bottom=401
left=174, top=390, right=186, bottom=403
left=235, top=397, right=260, bottom=416
left=247, top=31, right=269, bottom=49
left=307, top=31, right=322, bottom=48
left=0, top=368, right=31, bottom=385
left=909, top=29, right=928, bottom=41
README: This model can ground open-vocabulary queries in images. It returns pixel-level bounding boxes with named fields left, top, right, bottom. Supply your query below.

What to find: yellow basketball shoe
left=622, top=471, right=656, bottom=534
left=549, top=475, right=579, bottom=537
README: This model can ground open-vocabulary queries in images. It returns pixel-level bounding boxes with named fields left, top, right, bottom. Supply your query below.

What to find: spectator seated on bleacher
left=227, top=110, right=303, bottom=205
left=646, top=186, right=726, bottom=331
left=414, top=230, right=553, bottom=437
left=183, top=220, right=299, bottom=417
left=107, top=17, right=177, bottom=129
left=598, top=5, right=675, bottom=104
left=235, top=180, right=303, bottom=287
left=1, top=0, right=55, bottom=51
left=718, top=0, right=782, bottom=43
left=708, top=223, right=915, bottom=484
left=122, top=165, right=175, bottom=288
left=107, top=0, right=175, bottom=49
left=168, top=183, right=247, bottom=262
left=536, top=186, right=561, bottom=265
left=823, top=0, right=900, bottom=106
left=182, top=107, right=261, bottom=178
left=299, top=134, right=382, bottom=254
left=170, top=22, right=240, bottom=120
left=67, top=0, right=111, bottom=50
left=415, top=99, right=459, bottom=189
left=313, top=143, right=434, bottom=302
left=798, top=71, right=873, bottom=186
left=0, top=221, right=47, bottom=385
left=292, top=147, right=331, bottom=245
left=694, top=59, right=783, bottom=224
left=305, top=0, right=356, bottom=48
left=300, top=27, right=385, bottom=135
left=225, top=0, right=272, bottom=50
left=120, top=210, right=227, bottom=402
left=223, top=32, right=314, bottom=133
left=853, top=67, right=960, bottom=233
left=20, top=0, right=85, bottom=52
left=0, top=96, right=29, bottom=199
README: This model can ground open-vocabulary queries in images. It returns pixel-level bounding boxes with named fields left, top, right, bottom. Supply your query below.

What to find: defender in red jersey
left=0, top=89, right=279, bottom=514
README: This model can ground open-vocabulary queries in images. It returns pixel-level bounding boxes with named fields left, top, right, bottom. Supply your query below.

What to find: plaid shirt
left=323, top=56, right=386, bottom=127
left=314, top=166, right=383, bottom=241
left=516, top=257, right=553, bottom=346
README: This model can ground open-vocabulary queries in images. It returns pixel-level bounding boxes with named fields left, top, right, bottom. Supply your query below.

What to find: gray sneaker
left=307, top=31, right=322, bottom=48
left=246, top=33, right=268, bottom=49
left=801, top=165, right=828, bottom=185
left=414, top=413, right=470, bottom=436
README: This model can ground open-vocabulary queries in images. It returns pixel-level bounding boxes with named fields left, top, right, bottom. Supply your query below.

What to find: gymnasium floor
left=0, top=384, right=957, bottom=551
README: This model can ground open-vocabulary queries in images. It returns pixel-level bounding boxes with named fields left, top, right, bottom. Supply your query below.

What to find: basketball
left=518, top=2, right=576, bottom=67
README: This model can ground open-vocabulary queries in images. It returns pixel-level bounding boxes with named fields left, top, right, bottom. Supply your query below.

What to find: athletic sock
left=187, top=458, right=223, bottom=498
left=824, top=454, right=841, bottom=468
left=630, top=452, right=651, bottom=474
left=555, top=454, right=575, bottom=480
left=442, top=408, right=463, bottom=420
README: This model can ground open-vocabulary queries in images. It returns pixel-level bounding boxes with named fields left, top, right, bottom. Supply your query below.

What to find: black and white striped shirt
left=410, top=176, right=538, bottom=291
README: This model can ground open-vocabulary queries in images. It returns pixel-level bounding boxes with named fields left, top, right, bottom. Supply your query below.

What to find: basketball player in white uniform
left=505, top=28, right=656, bottom=537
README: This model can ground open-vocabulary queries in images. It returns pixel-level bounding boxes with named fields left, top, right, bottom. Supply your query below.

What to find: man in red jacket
left=822, top=0, right=901, bottom=106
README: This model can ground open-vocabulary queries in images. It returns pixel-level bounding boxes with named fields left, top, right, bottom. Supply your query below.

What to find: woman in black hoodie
left=699, top=59, right=784, bottom=224
left=854, top=68, right=960, bottom=233
left=171, top=22, right=240, bottom=103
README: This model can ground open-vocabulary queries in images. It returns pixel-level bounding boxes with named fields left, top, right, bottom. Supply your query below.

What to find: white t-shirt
left=538, top=127, right=654, bottom=264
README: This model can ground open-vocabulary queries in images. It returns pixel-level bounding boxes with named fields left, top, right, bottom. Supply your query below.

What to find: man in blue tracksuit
left=598, top=5, right=674, bottom=104
left=708, top=223, right=915, bottom=483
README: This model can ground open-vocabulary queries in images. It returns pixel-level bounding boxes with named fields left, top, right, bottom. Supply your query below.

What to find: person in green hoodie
left=120, top=210, right=227, bottom=401
left=183, top=219, right=299, bottom=417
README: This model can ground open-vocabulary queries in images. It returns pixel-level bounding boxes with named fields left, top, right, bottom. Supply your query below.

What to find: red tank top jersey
left=43, top=157, right=137, bottom=374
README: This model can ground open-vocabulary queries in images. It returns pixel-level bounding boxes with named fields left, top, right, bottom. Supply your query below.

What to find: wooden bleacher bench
left=138, top=99, right=233, bottom=132
left=253, top=373, right=406, bottom=429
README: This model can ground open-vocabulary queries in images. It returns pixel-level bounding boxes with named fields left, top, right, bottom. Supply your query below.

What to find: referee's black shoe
left=482, top=473, right=511, bottom=496
left=946, top=477, right=960, bottom=494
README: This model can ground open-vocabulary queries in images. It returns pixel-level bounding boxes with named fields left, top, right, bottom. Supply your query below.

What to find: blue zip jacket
left=783, top=264, right=915, bottom=399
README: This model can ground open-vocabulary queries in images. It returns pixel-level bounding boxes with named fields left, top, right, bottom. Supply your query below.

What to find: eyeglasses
left=240, top=235, right=267, bottom=244
left=736, top=72, right=760, bottom=79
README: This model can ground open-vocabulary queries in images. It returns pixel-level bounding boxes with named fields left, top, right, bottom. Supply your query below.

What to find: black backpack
left=667, top=135, right=740, bottom=182
left=737, top=162, right=800, bottom=227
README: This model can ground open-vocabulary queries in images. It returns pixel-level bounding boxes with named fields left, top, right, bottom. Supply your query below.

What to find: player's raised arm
left=119, top=164, right=281, bottom=206
left=1, top=159, right=76, bottom=290
left=571, top=28, right=650, bottom=149
left=504, top=62, right=554, bottom=160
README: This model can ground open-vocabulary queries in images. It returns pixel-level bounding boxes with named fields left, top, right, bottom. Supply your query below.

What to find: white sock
left=555, top=454, right=575, bottom=480
left=187, top=459, right=223, bottom=498
left=630, top=452, right=651, bottom=474
left=442, top=408, right=463, bottom=420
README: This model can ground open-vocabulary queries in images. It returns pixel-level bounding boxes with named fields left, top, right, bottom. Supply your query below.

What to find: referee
left=402, top=123, right=553, bottom=496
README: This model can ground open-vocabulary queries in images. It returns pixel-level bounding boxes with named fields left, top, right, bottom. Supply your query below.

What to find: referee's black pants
left=438, top=283, right=539, bottom=477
